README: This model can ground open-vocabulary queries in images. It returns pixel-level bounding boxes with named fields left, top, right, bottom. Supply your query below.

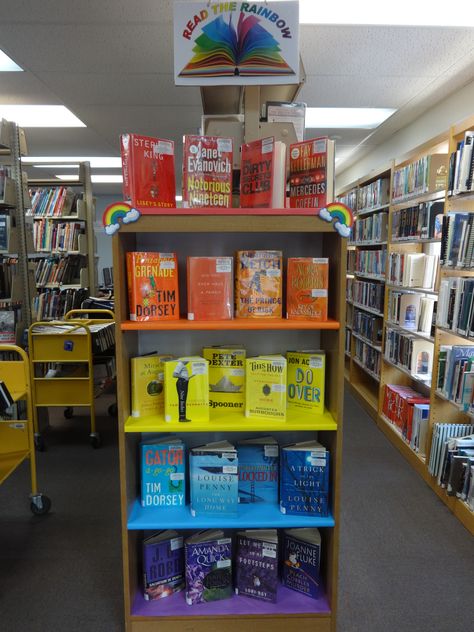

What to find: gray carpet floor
left=0, top=391, right=472, bottom=631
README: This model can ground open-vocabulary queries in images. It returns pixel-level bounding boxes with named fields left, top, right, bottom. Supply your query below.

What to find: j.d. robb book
left=287, top=351, right=326, bottom=415
left=187, top=256, right=233, bottom=320
left=289, top=137, right=335, bottom=209
left=237, top=437, right=279, bottom=504
left=245, top=356, right=287, bottom=421
left=131, top=353, right=174, bottom=418
left=189, top=440, right=238, bottom=517
left=287, top=258, right=329, bottom=320
left=280, top=441, right=330, bottom=516
left=126, top=252, right=179, bottom=322
left=235, top=250, right=283, bottom=318
left=143, top=530, right=184, bottom=600
left=164, top=357, right=209, bottom=423
left=182, top=135, right=233, bottom=208
left=140, top=436, right=185, bottom=508
left=235, top=530, right=278, bottom=603
left=283, top=528, right=322, bottom=600
left=120, top=134, right=176, bottom=209
left=240, top=137, right=286, bottom=208
left=202, top=346, right=246, bottom=412
left=185, top=530, right=232, bottom=606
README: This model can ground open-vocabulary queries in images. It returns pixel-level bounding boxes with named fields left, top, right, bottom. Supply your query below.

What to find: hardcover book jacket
left=283, top=531, right=321, bottom=599
left=237, top=440, right=278, bottom=504
left=280, top=445, right=330, bottom=516
left=240, top=137, right=274, bottom=208
left=143, top=534, right=184, bottom=600
left=235, top=533, right=278, bottom=602
left=235, top=250, right=283, bottom=318
left=185, top=535, right=233, bottom=605
left=140, top=439, right=185, bottom=508
left=190, top=445, right=238, bottom=516
left=287, top=258, right=329, bottom=320
left=289, top=138, right=330, bottom=209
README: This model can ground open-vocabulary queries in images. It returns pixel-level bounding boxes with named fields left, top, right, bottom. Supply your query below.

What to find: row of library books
left=141, top=436, right=329, bottom=517
left=337, top=189, right=357, bottom=213
left=350, top=212, right=387, bottom=243
left=448, top=130, right=474, bottom=196
left=31, top=287, right=88, bottom=321
left=347, top=248, right=386, bottom=278
left=351, top=310, right=382, bottom=346
left=387, top=290, right=436, bottom=336
left=132, top=350, right=325, bottom=423
left=436, top=345, right=474, bottom=411
left=143, top=527, right=322, bottom=605
left=356, top=178, right=390, bottom=212
left=437, top=277, right=474, bottom=336
left=35, top=255, right=83, bottom=288
left=385, top=326, right=433, bottom=381
left=33, top=220, right=84, bottom=253
left=387, top=251, right=438, bottom=290
left=390, top=200, right=443, bottom=242
left=354, top=338, right=381, bottom=378
left=127, top=252, right=329, bottom=322
left=440, top=212, right=474, bottom=269
left=392, top=154, right=446, bottom=202
left=428, top=423, right=474, bottom=511
left=0, top=257, right=18, bottom=299
left=121, top=133, right=334, bottom=210
left=382, top=384, right=429, bottom=447
left=28, top=187, right=77, bottom=218
left=347, top=278, right=384, bottom=314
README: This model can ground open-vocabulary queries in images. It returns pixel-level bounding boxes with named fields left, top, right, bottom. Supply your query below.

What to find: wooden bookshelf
left=113, top=213, right=347, bottom=632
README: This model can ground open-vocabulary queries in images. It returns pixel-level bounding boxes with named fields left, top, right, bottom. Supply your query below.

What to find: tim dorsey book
left=140, top=437, right=185, bottom=508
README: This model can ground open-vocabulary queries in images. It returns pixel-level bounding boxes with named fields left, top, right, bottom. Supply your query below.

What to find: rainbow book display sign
left=173, top=1, right=299, bottom=85
left=317, top=203, right=354, bottom=238
left=102, top=202, right=140, bottom=235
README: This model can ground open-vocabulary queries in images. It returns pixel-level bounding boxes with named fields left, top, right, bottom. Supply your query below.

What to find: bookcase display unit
left=113, top=213, right=346, bottom=632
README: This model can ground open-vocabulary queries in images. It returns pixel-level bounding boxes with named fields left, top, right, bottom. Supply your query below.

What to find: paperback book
left=235, top=530, right=278, bottom=602
left=286, top=258, right=329, bottom=320
left=143, top=530, right=184, bottom=600
left=140, top=436, right=185, bottom=508
left=185, top=530, right=232, bottom=606
left=187, top=256, right=233, bottom=320
left=202, top=346, right=246, bottom=412
left=282, top=528, right=322, bottom=599
left=235, top=250, right=282, bottom=318
left=189, top=441, right=238, bottom=516
left=240, top=137, right=286, bottom=208
left=164, top=357, right=209, bottom=423
left=287, top=350, right=325, bottom=415
left=245, top=355, right=287, bottom=421
left=289, top=137, right=335, bottom=209
left=237, top=436, right=279, bottom=504
left=131, top=353, right=174, bottom=418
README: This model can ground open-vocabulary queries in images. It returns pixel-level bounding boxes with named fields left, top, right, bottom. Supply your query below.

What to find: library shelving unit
left=113, top=212, right=346, bottom=632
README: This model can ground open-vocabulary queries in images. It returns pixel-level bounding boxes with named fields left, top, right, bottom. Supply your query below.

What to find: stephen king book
left=235, top=250, right=283, bottom=318
left=287, top=258, right=329, bottom=320
left=202, top=346, right=246, bottom=412
left=131, top=353, right=174, bottom=418
left=143, top=530, right=184, bottom=600
left=182, top=135, right=233, bottom=208
left=120, top=134, right=176, bottom=209
left=140, top=436, right=185, bottom=508
left=187, top=256, right=233, bottom=320
left=289, top=138, right=335, bottom=209
left=287, top=350, right=326, bottom=415
left=189, top=441, right=238, bottom=516
left=126, top=252, right=179, bottom=322
left=163, top=357, right=209, bottom=423
left=245, top=356, right=287, bottom=421
left=235, top=530, right=278, bottom=602
left=237, top=437, right=278, bottom=504
left=185, top=530, right=233, bottom=606
left=283, top=528, right=322, bottom=599
left=240, top=137, right=286, bottom=208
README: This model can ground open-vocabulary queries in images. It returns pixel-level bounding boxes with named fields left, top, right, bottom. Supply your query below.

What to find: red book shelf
left=121, top=317, right=340, bottom=331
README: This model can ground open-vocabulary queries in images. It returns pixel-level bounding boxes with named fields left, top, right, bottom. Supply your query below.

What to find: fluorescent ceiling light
left=305, top=107, right=395, bottom=129
left=25, top=156, right=121, bottom=168
left=0, top=49, right=22, bottom=71
left=56, top=174, right=123, bottom=183
left=299, top=0, right=474, bottom=26
left=0, top=105, right=85, bottom=127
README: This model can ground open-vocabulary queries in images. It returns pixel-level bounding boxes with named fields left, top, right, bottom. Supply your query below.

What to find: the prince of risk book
left=140, top=436, right=185, bottom=508
left=287, top=258, right=329, bottom=320
left=185, top=530, right=232, bottom=605
left=164, top=357, right=209, bottom=423
left=287, top=350, right=326, bottom=415
left=245, top=356, right=287, bottom=421
left=202, top=346, right=246, bottom=413
left=131, top=353, right=174, bottom=417
left=235, top=250, right=282, bottom=318
left=143, top=530, right=184, bottom=600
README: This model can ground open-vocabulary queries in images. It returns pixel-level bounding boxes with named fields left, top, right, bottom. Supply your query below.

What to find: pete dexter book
left=202, top=345, right=246, bottom=413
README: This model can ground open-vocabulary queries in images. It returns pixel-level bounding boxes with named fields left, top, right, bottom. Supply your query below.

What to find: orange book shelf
left=120, top=317, right=340, bottom=331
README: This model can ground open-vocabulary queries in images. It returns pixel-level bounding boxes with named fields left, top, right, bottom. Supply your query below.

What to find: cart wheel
left=108, top=403, right=118, bottom=417
left=30, top=494, right=51, bottom=516
left=34, top=434, right=46, bottom=452
left=64, top=407, right=74, bottom=419
left=90, top=433, right=102, bottom=449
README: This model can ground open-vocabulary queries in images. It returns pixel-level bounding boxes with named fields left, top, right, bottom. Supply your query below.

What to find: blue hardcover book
left=237, top=437, right=279, bottom=505
left=280, top=441, right=330, bottom=516
left=235, top=529, right=278, bottom=602
left=185, top=530, right=233, bottom=605
left=443, top=347, right=474, bottom=400
left=283, top=528, right=322, bottom=599
left=140, top=436, right=185, bottom=508
left=143, top=530, right=184, bottom=600
left=190, top=441, right=238, bottom=516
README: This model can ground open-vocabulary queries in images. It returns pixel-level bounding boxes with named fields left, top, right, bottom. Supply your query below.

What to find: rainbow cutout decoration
left=317, top=202, right=354, bottom=238
left=102, top=202, right=141, bottom=235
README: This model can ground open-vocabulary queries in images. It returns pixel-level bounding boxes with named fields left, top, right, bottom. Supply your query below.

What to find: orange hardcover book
left=235, top=250, right=282, bottom=318
left=187, top=256, right=233, bottom=320
left=126, top=251, right=179, bottom=321
left=287, top=258, right=329, bottom=320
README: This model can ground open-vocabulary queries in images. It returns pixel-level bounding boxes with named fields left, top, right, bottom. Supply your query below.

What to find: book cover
left=289, top=138, right=335, bottom=209
left=120, top=134, right=176, bottom=209
left=164, top=357, right=209, bottom=423
left=287, top=350, right=325, bottom=414
left=126, top=252, right=179, bottom=322
left=239, top=137, right=286, bottom=208
left=131, top=353, right=174, bottom=418
left=245, top=356, right=287, bottom=421
left=0, top=311, right=15, bottom=343
left=287, top=258, right=329, bottom=320
left=187, top=257, right=233, bottom=320
left=235, top=530, right=278, bottom=602
left=280, top=441, right=329, bottom=516
left=189, top=441, right=238, bottom=516
left=235, top=250, right=282, bottom=318
left=185, top=530, right=232, bottom=605
left=143, top=530, right=184, bottom=600
left=202, top=346, right=246, bottom=413
left=182, top=135, right=233, bottom=208
left=237, top=437, right=279, bottom=504
left=140, top=437, right=185, bottom=508
left=399, top=293, right=421, bottom=330
left=283, top=528, right=322, bottom=599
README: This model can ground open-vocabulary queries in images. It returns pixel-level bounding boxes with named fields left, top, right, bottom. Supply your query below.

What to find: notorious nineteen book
left=289, top=138, right=335, bottom=209
left=143, top=530, right=184, bottom=600
left=287, top=258, right=329, bottom=320
left=120, top=134, right=176, bottom=209
left=126, top=252, right=179, bottom=321
left=182, top=135, right=233, bottom=208
left=240, top=137, right=286, bottom=208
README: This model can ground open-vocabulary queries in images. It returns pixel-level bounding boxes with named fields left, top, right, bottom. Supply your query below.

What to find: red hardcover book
left=120, top=134, right=176, bottom=210
left=126, top=252, right=179, bottom=321
left=286, top=257, right=329, bottom=320
left=240, top=137, right=286, bottom=208
left=289, top=137, right=335, bottom=209
left=182, top=135, right=233, bottom=208
left=187, top=257, right=233, bottom=320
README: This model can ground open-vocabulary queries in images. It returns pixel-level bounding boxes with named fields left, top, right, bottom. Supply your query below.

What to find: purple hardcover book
left=235, top=530, right=278, bottom=602
left=185, top=530, right=233, bottom=606
left=143, top=530, right=184, bottom=600
left=283, top=528, right=322, bottom=600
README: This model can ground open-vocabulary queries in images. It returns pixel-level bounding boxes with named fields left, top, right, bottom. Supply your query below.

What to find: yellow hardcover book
left=245, top=355, right=287, bottom=421
left=130, top=354, right=174, bottom=418
left=164, top=356, right=209, bottom=423
left=287, top=350, right=325, bottom=414
left=202, top=346, right=246, bottom=413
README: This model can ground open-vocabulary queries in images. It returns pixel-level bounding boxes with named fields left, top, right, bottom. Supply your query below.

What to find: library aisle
left=0, top=391, right=472, bottom=632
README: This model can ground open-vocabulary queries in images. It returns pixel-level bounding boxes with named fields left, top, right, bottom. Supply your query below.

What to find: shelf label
left=170, top=537, right=184, bottom=550
left=264, top=445, right=279, bottom=457
left=216, top=258, right=232, bottom=273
